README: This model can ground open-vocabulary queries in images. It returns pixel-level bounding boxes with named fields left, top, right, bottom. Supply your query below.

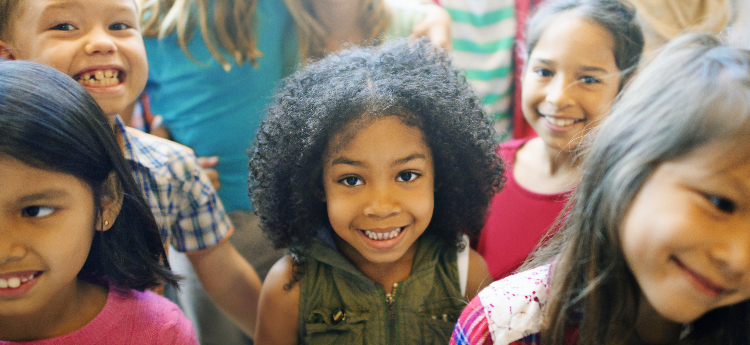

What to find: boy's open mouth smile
left=359, top=226, right=405, bottom=241
left=73, top=68, right=124, bottom=87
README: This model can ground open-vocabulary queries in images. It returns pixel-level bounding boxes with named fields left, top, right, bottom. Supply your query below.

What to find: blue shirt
left=144, top=0, right=294, bottom=211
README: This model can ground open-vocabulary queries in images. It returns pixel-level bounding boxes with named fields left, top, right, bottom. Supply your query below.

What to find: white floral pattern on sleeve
left=478, top=264, right=551, bottom=345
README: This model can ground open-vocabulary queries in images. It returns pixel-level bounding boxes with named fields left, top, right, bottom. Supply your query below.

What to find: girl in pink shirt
left=0, top=61, right=198, bottom=344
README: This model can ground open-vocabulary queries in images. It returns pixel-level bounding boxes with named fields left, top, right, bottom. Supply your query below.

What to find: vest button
left=331, top=308, right=346, bottom=324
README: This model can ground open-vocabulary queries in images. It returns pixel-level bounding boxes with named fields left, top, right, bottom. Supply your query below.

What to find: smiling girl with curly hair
left=250, top=38, right=504, bottom=344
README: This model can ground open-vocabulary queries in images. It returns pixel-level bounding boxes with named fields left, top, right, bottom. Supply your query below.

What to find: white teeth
left=0, top=274, right=36, bottom=289
left=363, top=227, right=403, bottom=241
left=544, top=116, right=580, bottom=127
left=104, top=70, right=113, bottom=78
left=7, top=278, right=20, bottom=288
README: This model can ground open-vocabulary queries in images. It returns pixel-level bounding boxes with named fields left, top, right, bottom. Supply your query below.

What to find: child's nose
left=363, top=185, right=401, bottom=218
left=84, top=28, right=117, bottom=55
left=0, top=230, right=26, bottom=266
left=545, top=75, right=575, bottom=109
left=711, top=226, right=750, bottom=277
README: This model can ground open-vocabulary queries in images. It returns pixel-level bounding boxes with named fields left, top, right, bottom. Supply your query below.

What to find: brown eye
left=339, top=176, right=362, bottom=186
left=109, top=23, right=131, bottom=30
left=707, top=195, right=736, bottom=213
left=580, top=76, right=600, bottom=84
left=535, top=68, right=553, bottom=77
left=51, top=23, right=76, bottom=31
left=22, top=206, right=54, bottom=217
left=396, top=171, right=419, bottom=182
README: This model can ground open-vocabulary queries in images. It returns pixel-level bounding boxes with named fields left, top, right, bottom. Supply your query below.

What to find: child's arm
left=187, top=240, right=263, bottom=337
left=410, top=3, right=452, bottom=50
left=465, top=249, right=491, bottom=300
left=255, top=255, right=300, bottom=345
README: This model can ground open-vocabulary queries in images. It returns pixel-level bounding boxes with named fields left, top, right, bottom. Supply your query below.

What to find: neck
left=0, top=280, right=108, bottom=341
left=540, top=139, right=582, bottom=176
left=311, top=0, right=366, bottom=53
left=334, top=235, right=418, bottom=294
left=515, top=137, right=582, bottom=194
left=632, top=297, right=682, bottom=345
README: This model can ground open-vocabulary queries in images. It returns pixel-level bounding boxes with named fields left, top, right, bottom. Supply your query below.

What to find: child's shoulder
left=476, top=265, right=551, bottom=344
left=122, top=125, right=209, bottom=182
left=34, top=287, right=198, bottom=344
left=255, top=255, right=301, bottom=345
left=124, top=125, right=195, bottom=158
left=108, top=288, right=199, bottom=343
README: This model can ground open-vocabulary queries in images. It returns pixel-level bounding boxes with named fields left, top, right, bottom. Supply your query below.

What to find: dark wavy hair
left=525, top=0, right=644, bottom=90
left=0, top=60, right=178, bottom=291
left=525, top=33, right=750, bottom=344
left=250, top=38, right=504, bottom=272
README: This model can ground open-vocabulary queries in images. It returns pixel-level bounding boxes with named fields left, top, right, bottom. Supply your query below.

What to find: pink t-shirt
left=1, top=287, right=198, bottom=345
left=477, top=138, right=569, bottom=280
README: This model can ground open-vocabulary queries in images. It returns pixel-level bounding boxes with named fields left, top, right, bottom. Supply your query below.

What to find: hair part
left=524, top=33, right=750, bottom=345
left=284, top=0, right=391, bottom=64
left=524, top=0, right=644, bottom=90
left=250, top=38, right=504, bottom=286
left=138, top=0, right=260, bottom=71
left=0, top=60, right=179, bottom=291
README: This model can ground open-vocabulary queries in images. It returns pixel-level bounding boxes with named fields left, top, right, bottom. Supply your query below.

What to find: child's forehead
left=22, top=0, right=138, bottom=13
left=325, top=114, right=426, bottom=155
left=669, top=139, right=750, bottom=175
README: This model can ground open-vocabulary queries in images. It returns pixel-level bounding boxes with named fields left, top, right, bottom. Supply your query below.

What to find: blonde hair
left=284, top=0, right=391, bottom=63
left=138, top=0, right=261, bottom=72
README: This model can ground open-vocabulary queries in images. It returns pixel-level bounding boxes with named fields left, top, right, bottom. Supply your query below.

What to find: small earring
left=104, top=220, right=109, bottom=226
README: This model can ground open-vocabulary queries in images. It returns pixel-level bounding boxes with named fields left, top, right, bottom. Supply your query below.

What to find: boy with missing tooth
left=0, top=0, right=262, bottom=337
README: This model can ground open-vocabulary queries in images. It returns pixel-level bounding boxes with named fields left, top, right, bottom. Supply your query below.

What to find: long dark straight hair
left=0, top=60, right=178, bottom=291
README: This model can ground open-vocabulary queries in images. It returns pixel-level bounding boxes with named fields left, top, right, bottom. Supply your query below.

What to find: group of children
left=0, top=0, right=749, bottom=344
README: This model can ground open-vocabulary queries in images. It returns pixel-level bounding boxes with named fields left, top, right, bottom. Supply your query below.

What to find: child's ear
left=97, top=172, right=124, bottom=231
left=0, top=40, right=17, bottom=60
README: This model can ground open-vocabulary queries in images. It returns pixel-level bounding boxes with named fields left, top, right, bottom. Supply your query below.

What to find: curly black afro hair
left=250, top=38, right=504, bottom=259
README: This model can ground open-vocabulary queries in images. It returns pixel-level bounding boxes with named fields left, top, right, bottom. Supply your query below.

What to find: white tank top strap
left=457, top=234, right=470, bottom=297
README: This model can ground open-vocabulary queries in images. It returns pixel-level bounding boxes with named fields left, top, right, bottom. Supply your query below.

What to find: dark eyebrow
left=580, top=66, right=610, bottom=73
left=17, top=190, right=70, bottom=204
left=533, top=58, right=553, bottom=66
left=393, top=153, right=426, bottom=166
left=330, top=153, right=427, bottom=167
left=532, top=59, right=610, bottom=73
left=331, top=157, right=361, bottom=167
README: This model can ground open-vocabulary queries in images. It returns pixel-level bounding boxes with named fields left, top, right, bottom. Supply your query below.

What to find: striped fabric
left=439, top=0, right=516, bottom=139
left=117, top=117, right=233, bottom=252
left=451, top=297, right=494, bottom=345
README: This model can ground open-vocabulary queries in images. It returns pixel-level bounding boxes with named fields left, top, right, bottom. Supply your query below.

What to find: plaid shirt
left=117, top=117, right=233, bottom=252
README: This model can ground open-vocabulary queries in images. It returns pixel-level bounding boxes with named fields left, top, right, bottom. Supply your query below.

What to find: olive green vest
left=297, top=234, right=465, bottom=345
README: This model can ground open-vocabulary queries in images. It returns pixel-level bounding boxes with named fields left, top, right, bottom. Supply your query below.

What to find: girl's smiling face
left=322, top=116, right=434, bottom=270
left=621, top=142, right=750, bottom=325
left=0, top=155, right=97, bottom=320
left=522, top=11, right=620, bottom=152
